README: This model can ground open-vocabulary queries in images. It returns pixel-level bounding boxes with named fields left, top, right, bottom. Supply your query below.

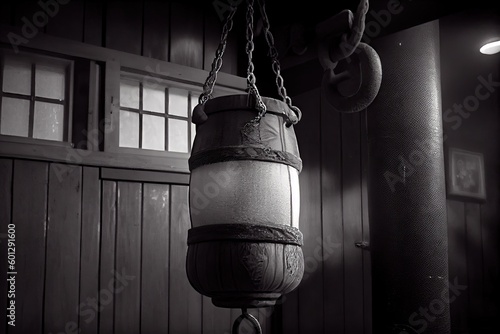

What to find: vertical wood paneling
left=5, top=0, right=240, bottom=75
left=141, top=183, right=170, bottom=333
left=13, top=1, right=46, bottom=30
left=341, top=112, right=364, bottom=333
left=465, top=203, right=483, bottom=326
left=360, top=110, right=372, bottom=334
left=447, top=200, right=468, bottom=332
left=202, top=297, right=231, bottom=334
left=230, top=307, right=242, bottom=333
left=0, top=159, right=12, bottom=331
left=169, top=2, right=203, bottom=68
left=480, top=202, right=500, bottom=328
left=0, top=2, right=13, bottom=26
left=44, top=164, right=82, bottom=333
left=294, top=89, right=324, bottom=334
left=170, top=185, right=202, bottom=334
left=115, top=182, right=142, bottom=334
left=9, top=160, right=48, bottom=334
left=203, top=6, right=238, bottom=75
left=258, top=305, right=273, bottom=334
left=45, top=0, right=84, bottom=41
left=83, top=0, right=104, bottom=46
left=105, top=0, right=143, bottom=55
left=142, top=0, right=170, bottom=61
left=281, top=289, right=299, bottom=333
left=321, top=90, right=344, bottom=333
left=79, top=167, right=101, bottom=334
left=99, top=180, right=116, bottom=334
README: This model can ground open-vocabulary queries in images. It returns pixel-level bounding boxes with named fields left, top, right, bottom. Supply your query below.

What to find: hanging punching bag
left=367, top=21, right=451, bottom=334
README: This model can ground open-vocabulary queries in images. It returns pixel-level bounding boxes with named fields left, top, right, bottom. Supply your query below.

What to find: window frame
left=104, top=63, right=245, bottom=161
left=117, top=72, right=197, bottom=153
left=0, top=24, right=246, bottom=173
left=0, top=47, right=74, bottom=145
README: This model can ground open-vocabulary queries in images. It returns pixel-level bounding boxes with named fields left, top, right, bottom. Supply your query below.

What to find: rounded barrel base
left=186, top=223, right=304, bottom=309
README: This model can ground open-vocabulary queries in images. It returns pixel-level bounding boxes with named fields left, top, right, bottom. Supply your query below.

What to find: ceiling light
left=480, top=40, right=500, bottom=55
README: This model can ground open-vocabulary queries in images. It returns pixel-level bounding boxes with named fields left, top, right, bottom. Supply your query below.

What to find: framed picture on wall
left=447, top=148, right=486, bottom=201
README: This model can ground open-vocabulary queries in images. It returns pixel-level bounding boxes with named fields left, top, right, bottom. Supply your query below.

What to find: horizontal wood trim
left=101, top=167, right=189, bottom=185
left=0, top=24, right=246, bottom=92
left=0, top=140, right=189, bottom=173
left=0, top=134, right=73, bottom=148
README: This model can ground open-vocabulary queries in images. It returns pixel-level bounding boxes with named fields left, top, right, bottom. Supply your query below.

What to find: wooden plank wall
left=446, top=200, right=497, bottom=333
left=280, top=87, right=372, bottom=334
left=0, top=0, right=239, bottom=76
left=1, top=158, right=277, bottom=334
left=440, top=12, right=500, bottom=333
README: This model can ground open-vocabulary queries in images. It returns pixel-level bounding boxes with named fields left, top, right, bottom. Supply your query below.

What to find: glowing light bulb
left=480, top=40, right=500, bottom=55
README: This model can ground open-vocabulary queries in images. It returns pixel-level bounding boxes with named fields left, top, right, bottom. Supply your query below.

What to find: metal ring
left=232, top=309, right=262, bottom=334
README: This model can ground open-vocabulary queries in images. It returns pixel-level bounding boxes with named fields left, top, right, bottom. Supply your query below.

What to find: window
left=119, top=76, right=197, bottom=153
left=0, top=50, right=72, bottom=142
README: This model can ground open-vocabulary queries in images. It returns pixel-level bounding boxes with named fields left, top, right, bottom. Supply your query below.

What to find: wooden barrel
left=189, top=94, right=302, bottom=228
left=186, top=94, right=304, bottom=308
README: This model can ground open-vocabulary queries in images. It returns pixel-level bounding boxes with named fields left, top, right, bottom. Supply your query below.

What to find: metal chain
left=245, top=0, right=267, bottom=120
left=333, top=0, right=369, bottom=62
left=199, top=6, right=238, bottom=105
left=256, top=0, right=302, bottom=123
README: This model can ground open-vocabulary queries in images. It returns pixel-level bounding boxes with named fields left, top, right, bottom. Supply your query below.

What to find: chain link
left=331, top=0, right=369, bottom=63
left=245, top=0, right=267, bottom=120
left=255, top=0, right=301, bottom=123
left=199, top=0, right=300, bottom=124
left=199, top=6, right=238, bottom=105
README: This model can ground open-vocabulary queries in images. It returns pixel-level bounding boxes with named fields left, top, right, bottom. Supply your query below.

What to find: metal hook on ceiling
left=317, top=0, right=382, bottom=113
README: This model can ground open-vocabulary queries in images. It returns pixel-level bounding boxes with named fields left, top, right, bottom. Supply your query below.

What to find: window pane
left=120, top=79, right=140, bottom=109
left=119, top=110, right=139, bottom=148
left=0, top=97, right=30, bottom=137
left=143, top=84, right=165, bottom=113
left=142, top=114, right=165, bottom=150
left=190, top=93, right=198, bottom=148
left=33, top=101, right=64, bottom=141
left=191, top=122, right=196, bottom=148
left=2, top=58, right=31, bottom=95
left=168, top=119, right=188, bottom=153
left=35, top=63, right=66, bottom=100
left=190, top=93, right=199, bottom=110
left=168, top=87, right=188, bottom=117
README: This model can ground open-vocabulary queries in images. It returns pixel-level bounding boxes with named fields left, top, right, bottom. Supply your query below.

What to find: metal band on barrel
left=187, top=223, right=303, bottom=246
left=188, top=146, right=303, bottom=172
